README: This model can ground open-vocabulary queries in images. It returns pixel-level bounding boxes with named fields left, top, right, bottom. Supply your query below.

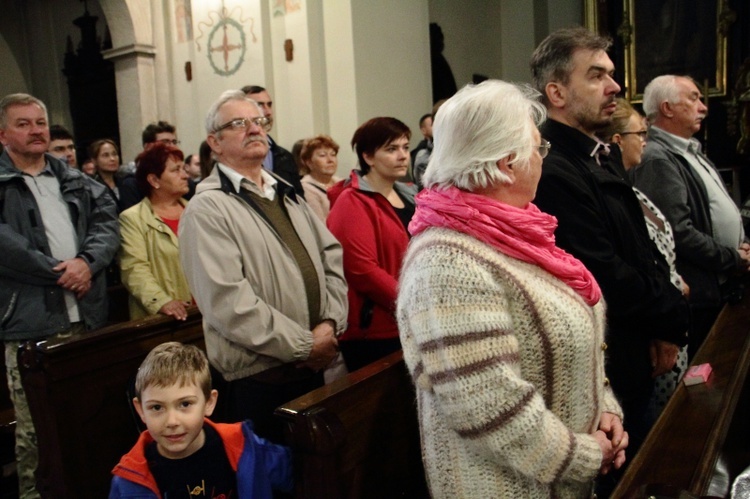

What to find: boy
left=109, top=342, right=293, bottom=498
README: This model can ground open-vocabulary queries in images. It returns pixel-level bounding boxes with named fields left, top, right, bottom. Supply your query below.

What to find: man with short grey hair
left=530, top=28, right=689, bottom=488
left=0, top=93, right=119, bottom=498
left=180, top=90, right=347, bottom=443
left=632, top=75, right=750, bottom=357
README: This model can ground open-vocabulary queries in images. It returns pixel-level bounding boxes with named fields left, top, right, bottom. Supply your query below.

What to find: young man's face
left=49, top=138, right=77, bottom=167
left=247, top=90, right=274, bottom=130
left=134, top=381, right=217, bottom=459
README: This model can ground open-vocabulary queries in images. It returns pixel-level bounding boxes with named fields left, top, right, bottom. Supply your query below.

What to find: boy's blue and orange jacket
left=108, top=419, right=293, bottom=498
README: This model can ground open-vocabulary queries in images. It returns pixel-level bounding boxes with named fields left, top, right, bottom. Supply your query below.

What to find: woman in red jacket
left=327, top=117, right=416, bottom=371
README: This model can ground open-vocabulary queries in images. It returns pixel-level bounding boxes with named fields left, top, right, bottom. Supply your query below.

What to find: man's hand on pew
left=298, top=320, right=338, bottom=372
left=159, top=300, right=192, bottom=321
left=53, top=257, right=92, bottom=299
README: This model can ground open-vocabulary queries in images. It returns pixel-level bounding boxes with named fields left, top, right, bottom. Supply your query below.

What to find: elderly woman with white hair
left=396, top=80, right=628, bottom=498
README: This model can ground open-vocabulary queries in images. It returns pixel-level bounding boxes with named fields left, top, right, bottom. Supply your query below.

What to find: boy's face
left=134, top=381, right=218, bottom=459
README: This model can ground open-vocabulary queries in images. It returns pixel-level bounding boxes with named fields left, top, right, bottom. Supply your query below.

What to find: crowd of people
left=1, top=25, right=748, bottom=499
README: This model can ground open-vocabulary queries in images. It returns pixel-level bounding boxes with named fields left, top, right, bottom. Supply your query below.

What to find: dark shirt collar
left=541, top=118, right=600, bottom=158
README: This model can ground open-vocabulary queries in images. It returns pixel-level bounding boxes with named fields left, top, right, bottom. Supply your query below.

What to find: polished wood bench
left=18, top=308, right=203, bottom=498
left=275, top=350, right=429, bottom=499
left=613, top=288, right=750, bottom=498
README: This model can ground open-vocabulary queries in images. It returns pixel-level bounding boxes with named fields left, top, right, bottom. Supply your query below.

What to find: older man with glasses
left=179, top=90, right=348, bottom=444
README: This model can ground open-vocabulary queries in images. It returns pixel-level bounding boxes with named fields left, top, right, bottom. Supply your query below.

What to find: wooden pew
left=613, top=288, right=750, bottom=498
left=275, top=350, right=429, bottom=499
left=18, top=308, right=203, bottom=498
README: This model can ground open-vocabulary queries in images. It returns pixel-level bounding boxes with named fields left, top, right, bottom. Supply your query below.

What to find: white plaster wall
left=267, top=1, right=314, bottom=150
left=428, top=0, right=504, bottom=88
left=319, top=0, right=359, bottom=173
left=350, top=0, right=432, bottom=169
left=427, top=0, right=584, bottom=87
left=0, top=33, right=28, bottom=97
left=499, top=0, right=536, bottom=83
left=163, top=0, right=267, bottom=158
left=1, top=0, right=583, bottom=167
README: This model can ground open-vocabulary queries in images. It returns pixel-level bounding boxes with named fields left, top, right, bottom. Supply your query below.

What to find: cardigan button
left=601, top=342, right=607, bottom=351
left=603, top=377, right=610, bottom=387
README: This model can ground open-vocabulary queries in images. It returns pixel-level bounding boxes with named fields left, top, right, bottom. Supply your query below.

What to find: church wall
left=0, top=0, right=109, bottom=132
left=160, top=0, right=266, bottom=161
left=428, top=0, right=504, bottom=88
left=0, top=33, right=28, bottom=98
left=350, top=0, right=432, bottom=170
left=428, top=0, right=583, bottom=88
left=1, top=0, right=584, bottom=172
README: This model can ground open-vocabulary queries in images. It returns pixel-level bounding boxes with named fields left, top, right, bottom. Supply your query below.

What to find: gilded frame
left=585, top=0, right=734, bottom=103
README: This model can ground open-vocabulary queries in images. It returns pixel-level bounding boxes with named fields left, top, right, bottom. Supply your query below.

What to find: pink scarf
left=409, top=186, right=601, bottom=306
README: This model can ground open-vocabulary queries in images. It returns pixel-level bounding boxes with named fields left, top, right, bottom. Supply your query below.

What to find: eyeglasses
left=158, top=138, right=181, bottom=146
left=214, top=116, right=269, bottom=133
left=620, top=130, right=648, bottom=141
left=537, top=139, right=551, bottom=159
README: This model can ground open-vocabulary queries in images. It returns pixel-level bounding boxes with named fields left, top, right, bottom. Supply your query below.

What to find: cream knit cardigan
left=397, top=228, right=623, bottom=498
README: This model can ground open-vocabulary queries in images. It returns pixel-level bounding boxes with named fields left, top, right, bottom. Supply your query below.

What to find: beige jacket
left=179, top=167, right=348, bottom=381
left=119, top=197, right=191, bottom=319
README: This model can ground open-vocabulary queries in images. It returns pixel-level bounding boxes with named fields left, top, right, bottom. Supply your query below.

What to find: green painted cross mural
left=208, top=17, right=246, bottom=76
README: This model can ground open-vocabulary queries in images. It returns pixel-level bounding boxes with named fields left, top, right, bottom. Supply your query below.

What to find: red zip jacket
left=327, top=170, right=416, bottom=341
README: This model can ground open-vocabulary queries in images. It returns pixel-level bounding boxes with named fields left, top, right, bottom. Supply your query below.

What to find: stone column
left=101, top=44, right=157, bottom=162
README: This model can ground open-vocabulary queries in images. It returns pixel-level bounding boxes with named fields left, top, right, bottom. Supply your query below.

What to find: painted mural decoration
left=273, top=0, right=302, bottom=17
left=195, top=3, right=257, bottom=77
left=175, top=0, right=194, bottom=42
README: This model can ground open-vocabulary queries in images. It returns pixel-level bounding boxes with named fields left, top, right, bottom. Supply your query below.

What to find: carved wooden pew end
left=275, top=350, right=429, bottom=499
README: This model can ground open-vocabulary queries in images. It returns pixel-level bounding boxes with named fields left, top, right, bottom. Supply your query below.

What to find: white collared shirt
left=217, top=162, right=278, bottom=201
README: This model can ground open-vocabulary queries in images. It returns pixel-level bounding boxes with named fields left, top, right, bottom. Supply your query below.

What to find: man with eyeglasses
left=530, top=28, right=689, bottom=492
left=632, top=75, right=750, bottom=358
left=242, top=85, right=305, bottom=198
left=179, top=90, right=347, bottom=444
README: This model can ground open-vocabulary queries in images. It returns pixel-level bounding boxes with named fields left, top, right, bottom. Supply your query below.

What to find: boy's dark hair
left=49, top=124, right=74, bottom=141
left=134, top=342, right=212, bottom=400
left=142, top=121, right=176, bottom=146
left=419, top=114, right=432, bottom=127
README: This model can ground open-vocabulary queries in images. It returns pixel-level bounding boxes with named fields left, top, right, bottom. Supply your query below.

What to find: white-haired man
left=632, top=75, right=750, bottom=357
left=0, top=93, right=119, bottom=498
left=179, top=90, right=347, bottom=444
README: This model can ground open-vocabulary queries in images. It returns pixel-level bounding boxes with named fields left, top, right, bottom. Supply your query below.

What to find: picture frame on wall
left=585, top=0, right=734, bottom=102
